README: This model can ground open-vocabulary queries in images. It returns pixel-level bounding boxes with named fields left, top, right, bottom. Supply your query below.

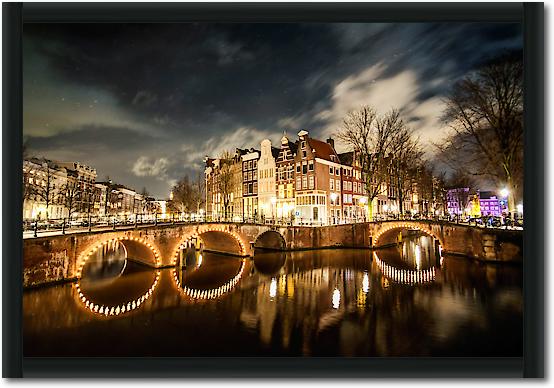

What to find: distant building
left=205, top=149, right=247, bottom=219
left=446, top=187, right=471, bottom=216
left=338, top=151, right=368, bottom=222
left=23, top=158, right=97, bottom=220
left=478, top=191, right=503, bottom=217
left=242, top=148, right=260, bottom=219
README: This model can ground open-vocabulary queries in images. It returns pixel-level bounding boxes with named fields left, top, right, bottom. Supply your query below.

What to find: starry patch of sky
left=23, top=23, right=522, bottom=198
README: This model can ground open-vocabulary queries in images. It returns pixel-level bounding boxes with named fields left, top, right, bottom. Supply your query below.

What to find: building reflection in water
left=23, top=231, right=523, bottom=358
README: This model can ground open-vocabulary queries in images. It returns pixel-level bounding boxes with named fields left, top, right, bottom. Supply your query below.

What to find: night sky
left=23, top=23, right=522, bottom=198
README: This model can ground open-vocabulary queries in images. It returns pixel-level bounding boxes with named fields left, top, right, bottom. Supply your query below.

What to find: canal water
left=23, top=232, right=522, bottom=357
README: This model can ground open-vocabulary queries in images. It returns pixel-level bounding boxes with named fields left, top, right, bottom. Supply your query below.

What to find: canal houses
left=275, top=135, right=297, bottom=221
left=294, top=130, right=342, bottom=225
left=241, top=148, right=260, bottom=220
left=338, top=151, right=368, bottom=222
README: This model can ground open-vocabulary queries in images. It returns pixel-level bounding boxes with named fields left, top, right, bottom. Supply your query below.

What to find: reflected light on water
left=197, top=254, right=203, bottom=268
left=76, top=270, right=160, bottom=317
left=362, top=272, right=369, bottom=293
left=415, top=244, right=421, bottom=270
left=269, top=278, right=277, bottom=298
left=332, top=288, right=341, bottom=309
left=173, top=260, right=246, bottom=300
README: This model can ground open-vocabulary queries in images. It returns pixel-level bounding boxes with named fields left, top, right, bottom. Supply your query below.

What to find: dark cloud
left=23, top=22, right=522, bottom=197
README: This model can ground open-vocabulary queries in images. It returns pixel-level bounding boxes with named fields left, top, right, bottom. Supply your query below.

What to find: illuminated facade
left=275, top=135, right=297, bottom=220
left=242, top=149, right=260, bottom=219
left=257, top=139, right=280, bottom=219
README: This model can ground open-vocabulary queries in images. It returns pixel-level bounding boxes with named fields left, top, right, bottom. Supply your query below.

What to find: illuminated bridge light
left=173, top=260, right=246, bottom=300
left=75, top=271, right=160, bottom=318
left=374, top=254, right=436, bottom=285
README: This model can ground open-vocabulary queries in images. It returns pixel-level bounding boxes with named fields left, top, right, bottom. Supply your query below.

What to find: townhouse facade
left=204, top=129, right=438, bottom=225
left=275, top=135, right=297, bottom=220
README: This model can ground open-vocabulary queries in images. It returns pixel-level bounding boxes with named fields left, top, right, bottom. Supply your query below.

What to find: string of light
left=173, top=260, right=246, bottom=300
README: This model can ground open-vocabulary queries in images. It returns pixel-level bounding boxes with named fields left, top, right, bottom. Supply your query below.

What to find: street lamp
left=500, top=187, right=509, bottom=198
left=517, top=204, right=523, bottom=214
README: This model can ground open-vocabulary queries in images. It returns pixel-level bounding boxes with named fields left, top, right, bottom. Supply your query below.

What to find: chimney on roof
left=298, top=129, right=309, bottom=138
left=326, top=137, right=335, bottom=150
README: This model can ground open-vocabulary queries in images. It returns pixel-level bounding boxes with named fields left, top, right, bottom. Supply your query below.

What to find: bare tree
left=337, top=106, right=410, bottom=219
left=31, top=159, right=59, bottom=220
left=193, top=170, right=206, bottom=213
left=217, top=150, right=237, bottom=220
left=22, top=140, right=33, bottom=203
left=169, top=176, right=195, bottom=214
left=437, top=53, right=523, bottom=212
left=59, top=180, right=80, bottom=221
left=390, top=130, right=424, bottom=215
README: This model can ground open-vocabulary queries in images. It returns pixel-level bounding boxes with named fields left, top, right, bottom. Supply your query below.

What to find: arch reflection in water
left=76, top=272, right=160, bottom=317
left=173, top=251, right=246, bottom=300
left=77, top=241, right=160, bottom=317
left=373, top=232, right=440, bottom=285
left=253, top=250, right=286, bottom=276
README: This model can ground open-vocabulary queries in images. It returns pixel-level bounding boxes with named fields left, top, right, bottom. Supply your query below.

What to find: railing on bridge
left=22, top=211, right=523, bottom=238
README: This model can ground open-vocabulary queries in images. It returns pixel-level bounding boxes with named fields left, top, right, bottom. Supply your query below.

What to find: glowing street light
left=500, top=187, right=509, bottom=198
left=517, top=204, right=523, bottom=214
left=383, top=204, right=389, bottom=212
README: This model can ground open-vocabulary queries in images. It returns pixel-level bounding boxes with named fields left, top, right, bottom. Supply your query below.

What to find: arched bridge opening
left=253, top=230, right=286, bottom=251
left=76, top=236, right=162, bottom=278
left=373, top=223, right=444, bottom=248
left=169, top=227, right=250, bottom=266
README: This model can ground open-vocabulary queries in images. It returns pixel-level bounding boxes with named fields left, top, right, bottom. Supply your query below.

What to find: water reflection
left=374, top=232, right=439, bottom=285
left=173, top=251, right=246, bottom=300
left=23, top=244, right=522, bottom=357
left=77, top=242, right=160, bottom=317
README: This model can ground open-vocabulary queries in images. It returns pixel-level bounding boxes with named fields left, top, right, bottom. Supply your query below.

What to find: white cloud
left=132, top=156, right=170, bottom=179
left=180, top=126, right=280, bottom=166
left=316, top=62, right=448, bottom=155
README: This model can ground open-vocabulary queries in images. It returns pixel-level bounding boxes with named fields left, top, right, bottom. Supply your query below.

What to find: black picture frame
left=3, top=2, right=544, bottom=378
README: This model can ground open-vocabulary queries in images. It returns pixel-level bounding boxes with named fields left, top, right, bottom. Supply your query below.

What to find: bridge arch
left=373, top=221, right=444, bottom=248
left=169, top=225, right=250, bottom=265
left=76, top=236, right=162, bottom=278
left=253, top=230, right=286, bottom=251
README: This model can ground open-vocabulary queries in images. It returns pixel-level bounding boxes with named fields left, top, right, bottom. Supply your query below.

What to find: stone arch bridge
left=23, top=220, right=522, bottom=287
